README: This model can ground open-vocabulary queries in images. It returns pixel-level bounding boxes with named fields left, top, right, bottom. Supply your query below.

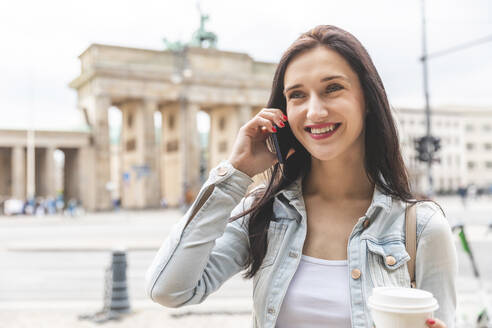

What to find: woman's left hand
left=426, top=318, right=446, bottom=327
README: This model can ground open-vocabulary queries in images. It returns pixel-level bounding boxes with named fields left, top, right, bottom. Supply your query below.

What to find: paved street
left=0, top=208, right=253, bottom=327
left=0, top=195, right=491, bottom=327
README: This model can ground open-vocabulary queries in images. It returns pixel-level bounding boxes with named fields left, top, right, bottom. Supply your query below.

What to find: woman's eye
left=326, top=84, right=344, bottom=93
left=288, top=91, right=304, bottom=99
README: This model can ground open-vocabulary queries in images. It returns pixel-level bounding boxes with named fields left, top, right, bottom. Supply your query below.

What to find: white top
left=276, top=254, right=352, bottom=328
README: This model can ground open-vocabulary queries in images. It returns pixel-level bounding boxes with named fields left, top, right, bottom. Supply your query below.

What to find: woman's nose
left=306, top=94, right=329, bottom=121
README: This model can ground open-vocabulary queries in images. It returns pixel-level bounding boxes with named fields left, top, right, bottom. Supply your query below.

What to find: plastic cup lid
left=368, top=287, right=439, bottom=313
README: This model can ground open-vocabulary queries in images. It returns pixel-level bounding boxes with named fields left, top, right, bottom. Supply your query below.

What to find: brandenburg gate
left=69, top=43, right=276, bottom=210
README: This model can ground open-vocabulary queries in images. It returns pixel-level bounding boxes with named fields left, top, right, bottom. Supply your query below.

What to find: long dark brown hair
left=230, top=25, right=418, bottom=279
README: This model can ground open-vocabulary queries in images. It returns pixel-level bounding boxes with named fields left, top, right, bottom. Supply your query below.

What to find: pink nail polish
left=426, top=318, right=435, bottom=325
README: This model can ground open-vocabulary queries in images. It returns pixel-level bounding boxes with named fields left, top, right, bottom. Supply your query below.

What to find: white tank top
left=276, top=254, right=352, bottom=328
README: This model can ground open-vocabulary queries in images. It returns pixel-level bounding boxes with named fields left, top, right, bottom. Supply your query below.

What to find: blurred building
left=396, top=105, right=492, bottom=194
left=0, top=110, right=91, bottom=207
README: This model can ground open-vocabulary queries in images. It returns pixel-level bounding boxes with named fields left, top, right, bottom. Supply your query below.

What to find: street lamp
left=419, top=0, right=435, bottom=197
left=418, top=0, right=492, bottom=197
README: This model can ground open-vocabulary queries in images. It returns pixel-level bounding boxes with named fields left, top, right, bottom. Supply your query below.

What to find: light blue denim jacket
left=146, top=160, right=458, bottom=328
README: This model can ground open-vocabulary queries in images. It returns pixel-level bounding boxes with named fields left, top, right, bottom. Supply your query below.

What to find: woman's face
left=284, top=46, right=366, bottom=162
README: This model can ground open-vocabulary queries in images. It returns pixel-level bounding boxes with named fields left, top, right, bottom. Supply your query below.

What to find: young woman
left=146, top=25, right=457, bottom=328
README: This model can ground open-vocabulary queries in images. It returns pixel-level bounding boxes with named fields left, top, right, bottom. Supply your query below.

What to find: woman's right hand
left=227, top=108, right=293, bottom=177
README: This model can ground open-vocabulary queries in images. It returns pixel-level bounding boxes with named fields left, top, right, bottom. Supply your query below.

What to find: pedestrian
left=468, top=183, right=477, bottom=201
left=160, top=197, right=168, bottom=209
left=146, top=25, right=457, bottom=328
left=35, top=197, right=46, bottom=217
left=56, top=194, right=65, bottom=214
left=112, top=197, right=121, bottom=211
left=457, top=185, right=468, bottom=208
left=66, top=198, right=77, bottom=217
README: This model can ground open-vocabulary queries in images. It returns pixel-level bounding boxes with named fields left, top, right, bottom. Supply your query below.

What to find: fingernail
left=282, top=114, right=287, bottom=120
left=426, top=319, right=435, bottom=325
left=272, top=126, right=277, bottom=132
left=279, top=121, right=285, bottom=127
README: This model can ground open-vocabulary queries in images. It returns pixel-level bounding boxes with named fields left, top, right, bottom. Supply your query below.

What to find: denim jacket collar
left=274, top=173, right=392, bottom=224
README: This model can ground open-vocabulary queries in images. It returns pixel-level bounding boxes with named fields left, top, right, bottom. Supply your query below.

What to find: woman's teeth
left=309, top=124, right=339, bottom=134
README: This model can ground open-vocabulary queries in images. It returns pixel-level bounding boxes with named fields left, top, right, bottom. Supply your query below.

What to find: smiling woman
left=146, top=25, right=457, bottom=328
left=284, top=47, right=366, bottom=161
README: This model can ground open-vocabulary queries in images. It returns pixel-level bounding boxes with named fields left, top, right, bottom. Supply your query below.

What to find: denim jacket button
left=268, top=307, right=276, bottom=314
left=351, top=268, right=361, bottom=280
left=288, top=251, right=298, bottom=258
left=217, top=166, right=228, bottom=176
left=363, top=219, right=370, bottom=228
left=385, top=255, right=396, bottom=266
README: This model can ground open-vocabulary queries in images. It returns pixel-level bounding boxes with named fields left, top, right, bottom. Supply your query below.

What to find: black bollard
left=78, top=249, right=131, bottom=323
left=108, top=250, right=131, bottom=313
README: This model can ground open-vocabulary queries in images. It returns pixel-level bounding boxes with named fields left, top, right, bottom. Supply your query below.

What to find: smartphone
left=267, top=123, right=293, bottom=164
left=268, top=125, right=284, bottom=164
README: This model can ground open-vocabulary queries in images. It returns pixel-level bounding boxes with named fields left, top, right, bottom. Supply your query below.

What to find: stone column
left=160, top=101, right=201, bottom=207
left=160, top=103, right=181, bottom=207
left=79, top=146, right=95, bottom=210
left=11, top=146, right=26, bottom=199
left=209, top=105, right=245, bottom=169
left=64, top=148, right=80, bottom=203
left=140, top=98, right=160, bottom=208
left=0, top=148, right=11, bottom=197
left=119, top=102, right=134, bottom=208
left=181, top=102, right=201, bottom=201
left=42, top=147, right=56, bottom=198
left=237, top=104, right=253, bottom=129
left=119, top=99, right=160, bottom=209
left=84, top=95, right=112, bottom=211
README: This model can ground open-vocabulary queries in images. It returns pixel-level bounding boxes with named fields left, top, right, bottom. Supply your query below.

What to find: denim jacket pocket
left=253, top=221, right=288, bottom=299
left=260, top=221, right=288, bottom=269
left=366, top=239, right=411, bottom=287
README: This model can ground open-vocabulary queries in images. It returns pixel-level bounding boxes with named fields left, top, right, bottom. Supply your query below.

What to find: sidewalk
left=0, top=309, right=251, bottom=328
left=0, top=297, right=253, bottom=328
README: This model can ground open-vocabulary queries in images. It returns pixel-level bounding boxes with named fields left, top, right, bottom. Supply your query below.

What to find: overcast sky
left=0, top=0, right=490, bottom=129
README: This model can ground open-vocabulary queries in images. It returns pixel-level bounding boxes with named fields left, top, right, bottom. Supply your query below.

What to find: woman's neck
left=303, top=153, right=374, bottom=203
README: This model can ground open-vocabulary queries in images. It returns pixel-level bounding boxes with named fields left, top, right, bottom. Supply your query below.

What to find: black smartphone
left=267, top=123, right=293, bottom=164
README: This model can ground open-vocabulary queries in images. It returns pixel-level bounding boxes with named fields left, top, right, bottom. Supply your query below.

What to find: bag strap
left=405, top=203, right=417, bottom=288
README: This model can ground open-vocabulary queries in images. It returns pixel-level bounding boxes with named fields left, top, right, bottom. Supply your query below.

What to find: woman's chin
left=309, top=151, right=340, bottom=162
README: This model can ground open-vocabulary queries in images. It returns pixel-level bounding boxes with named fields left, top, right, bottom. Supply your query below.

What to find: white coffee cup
left=368, top=287, right=439, bottom=328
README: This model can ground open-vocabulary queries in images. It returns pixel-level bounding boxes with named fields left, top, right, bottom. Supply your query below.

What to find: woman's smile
left=305, top=123, right=342, bottom=140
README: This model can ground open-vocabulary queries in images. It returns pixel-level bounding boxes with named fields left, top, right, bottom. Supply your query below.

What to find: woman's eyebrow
left=320, top=75, right=348, bottom=83
left=284, top=75, right=349, bottom=93
left=284, top=83, right=303, bottom=94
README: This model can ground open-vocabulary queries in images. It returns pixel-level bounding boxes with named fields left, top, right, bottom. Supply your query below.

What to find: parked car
left=3, top=199, right=24, bottom=215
